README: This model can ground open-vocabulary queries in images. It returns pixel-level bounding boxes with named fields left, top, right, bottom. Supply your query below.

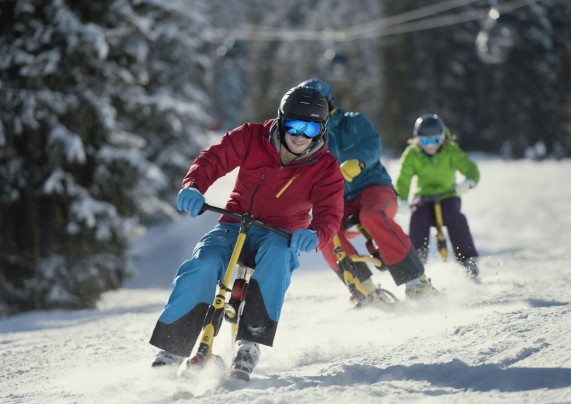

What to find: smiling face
left=283, top=132, right=312, bottom=154
left=418, top=134, right=445, bottom=155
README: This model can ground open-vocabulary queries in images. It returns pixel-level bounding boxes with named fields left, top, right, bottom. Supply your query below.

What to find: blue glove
left=177, top=188, right=205, bottom=218
left=291, top=229, right=319, bottom=252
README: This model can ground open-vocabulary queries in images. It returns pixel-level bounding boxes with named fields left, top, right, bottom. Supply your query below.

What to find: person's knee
left=175, top=259, right=200, bottom=277
left=360, top=207, right=388, bottom=230
left=175, top=258, right=214, bottom=281
left=270, top=248, right=298, bottom=272
left=258, top=238, right=298, bottom=272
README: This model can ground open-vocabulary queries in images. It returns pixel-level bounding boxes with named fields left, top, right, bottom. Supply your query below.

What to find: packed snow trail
left=1, top=157, right=571, bottom=404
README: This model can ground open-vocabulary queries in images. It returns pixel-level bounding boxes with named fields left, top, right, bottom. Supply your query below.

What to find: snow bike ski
left=333, top=215, right=398, bottom=308
left=178, top=203, right=291, bottom=379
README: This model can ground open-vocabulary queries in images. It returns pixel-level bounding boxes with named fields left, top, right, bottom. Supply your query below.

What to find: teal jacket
left=395, top=140, right=480, bottom=201
left=327, top=107, right=393, bottom=201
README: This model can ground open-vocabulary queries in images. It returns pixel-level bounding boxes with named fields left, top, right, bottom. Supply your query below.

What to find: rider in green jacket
left=396, top=113, right=480, bottom=278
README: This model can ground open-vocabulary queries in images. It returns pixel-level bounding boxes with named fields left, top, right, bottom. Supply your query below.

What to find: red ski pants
left=321, top=185, right=413, bottom=272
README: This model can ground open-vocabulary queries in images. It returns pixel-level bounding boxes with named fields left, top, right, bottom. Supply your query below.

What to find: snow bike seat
left=237, top=250, right=257, bottom=270
left=342, top=215, right=361, bottom=231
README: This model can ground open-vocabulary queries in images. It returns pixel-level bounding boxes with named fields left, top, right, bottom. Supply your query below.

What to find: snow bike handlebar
left=419, top=190, right=456, bottom=203
left=199, top=203, right=292, bottom=243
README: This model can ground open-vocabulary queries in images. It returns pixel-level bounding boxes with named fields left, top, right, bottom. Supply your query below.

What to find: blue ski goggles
left=418, top=134, right=444, bottom=147
left=282, top=117, right=323, bottom=139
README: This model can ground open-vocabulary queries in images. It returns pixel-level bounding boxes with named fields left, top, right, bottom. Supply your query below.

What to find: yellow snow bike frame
left=332, top=216, right=398, bottom=307
left=417, top=190, right=457, bottom=262
left=181, top=203, right=291, bottom=372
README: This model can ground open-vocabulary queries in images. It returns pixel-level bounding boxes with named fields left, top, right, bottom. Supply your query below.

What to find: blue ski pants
left=158, top=222, right=299, bottom=326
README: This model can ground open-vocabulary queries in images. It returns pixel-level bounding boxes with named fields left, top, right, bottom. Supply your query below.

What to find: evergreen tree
left=380, top=0, right=571, bottom=156
left=207, top=1, right=384, bottom=131
left=0, top=0, right=213, bottom=315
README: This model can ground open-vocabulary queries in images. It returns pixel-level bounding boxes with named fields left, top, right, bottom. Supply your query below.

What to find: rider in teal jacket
left=301, top=79, right=436, bottom=302
left=327, top=109, right=393, bottom=201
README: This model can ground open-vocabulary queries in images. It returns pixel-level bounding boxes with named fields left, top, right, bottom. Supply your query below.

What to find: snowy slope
left=2, top=157, right=571, bottom=404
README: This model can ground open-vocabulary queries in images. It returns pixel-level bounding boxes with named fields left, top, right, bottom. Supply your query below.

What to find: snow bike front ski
left=178, top=203, right=291, bottom=377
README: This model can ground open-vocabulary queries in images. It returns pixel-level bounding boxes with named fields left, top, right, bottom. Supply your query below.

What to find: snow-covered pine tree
left=0, top=0, right=214, bottom=316
left=379, top=0, right=571, bottom=155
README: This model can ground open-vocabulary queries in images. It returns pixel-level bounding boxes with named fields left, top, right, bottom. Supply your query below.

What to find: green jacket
left=395, top=141, right=480, bottom=201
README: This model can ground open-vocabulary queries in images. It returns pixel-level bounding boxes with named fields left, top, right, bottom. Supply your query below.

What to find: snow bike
left=333, top=215, right=398, bottom=308
left=414, top=190, right=456, bottom=262
left=414, top=190, right=480, bottom=281
left=178, top=203, right=291, bottom=376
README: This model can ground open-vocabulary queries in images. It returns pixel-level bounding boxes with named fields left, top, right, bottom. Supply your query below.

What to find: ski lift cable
left=343, top=0, right=485, bottom=39
left=233, top=0, right=483, bottom=41
left=374, top=0, right=541, bottom=38
left=356, top=8, right=489, bottom=40
left=213, top=0, right=542, bottom=42
left=214, top=0, right=483, bottom=42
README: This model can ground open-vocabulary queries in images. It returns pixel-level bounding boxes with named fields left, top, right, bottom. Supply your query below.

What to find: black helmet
left=413, top=114, right=446, bottom=137
left=277, top=86, right=328, bottom=155
left=298, top=78, right=336, bottom=111
left=278, top=85, right=329, bottom=125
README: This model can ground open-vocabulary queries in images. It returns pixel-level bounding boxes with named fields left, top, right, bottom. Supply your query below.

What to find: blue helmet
left=298, top=79, right=336, bottom=111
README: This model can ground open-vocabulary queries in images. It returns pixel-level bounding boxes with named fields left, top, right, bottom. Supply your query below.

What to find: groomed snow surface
left=2, top=157, right=571, bottom=403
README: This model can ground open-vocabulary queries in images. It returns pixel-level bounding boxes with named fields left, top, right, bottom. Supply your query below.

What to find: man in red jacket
left=149, top=86, right=344, bottom=381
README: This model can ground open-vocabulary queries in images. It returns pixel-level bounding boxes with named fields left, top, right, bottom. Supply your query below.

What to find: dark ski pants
left=409, top=196, right=478, bottom=263
left=321, top=185, right=425, bottom=286
left=149, top=222, right=299, bottom=357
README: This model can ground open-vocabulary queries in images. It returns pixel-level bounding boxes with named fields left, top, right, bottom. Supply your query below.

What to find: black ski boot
left=461, top=257, right=480, bottom=280
left=230, top=339, right=260, bottom=381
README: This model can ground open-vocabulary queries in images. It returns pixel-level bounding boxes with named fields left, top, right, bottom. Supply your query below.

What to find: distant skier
left=395, top=113, right=480, bottom=278
left=299, top=79, right=437, bottom=302
left=148, top=85, right=344, bottom=381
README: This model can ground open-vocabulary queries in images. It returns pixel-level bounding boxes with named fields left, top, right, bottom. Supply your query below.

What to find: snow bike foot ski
left=229, top=368, right=251, bottom=382
left=178, top=353, right=226, bottom=378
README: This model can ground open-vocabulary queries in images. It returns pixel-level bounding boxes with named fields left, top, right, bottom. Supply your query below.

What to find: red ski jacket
left=182, top=119, right=344, bottom=249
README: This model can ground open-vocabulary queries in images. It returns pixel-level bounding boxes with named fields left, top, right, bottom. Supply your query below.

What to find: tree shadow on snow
left=0, top=303, right=163, bottom=333
left=377, top=359, right=571, bottom=392
left=525, top=298, right=569, bottom=308
left=267, top=359, right=571, bottom=393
